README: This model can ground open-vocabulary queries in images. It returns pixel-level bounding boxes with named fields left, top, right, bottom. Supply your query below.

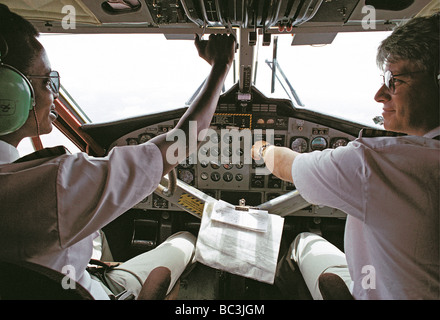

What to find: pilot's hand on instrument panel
left=251, top=140, right=271, bottom=161
left=195, top=33, right=236, bottom=67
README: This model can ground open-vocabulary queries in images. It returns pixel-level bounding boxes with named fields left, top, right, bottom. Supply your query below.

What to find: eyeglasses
left=381, top=70, right=425, bottom=94
left=27, top=70, right=60, bottom=94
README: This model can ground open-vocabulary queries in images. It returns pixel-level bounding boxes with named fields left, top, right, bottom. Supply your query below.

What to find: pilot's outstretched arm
left=251, top=140, right=299, bottom=184
left=149, top=34, right=236, bottom=176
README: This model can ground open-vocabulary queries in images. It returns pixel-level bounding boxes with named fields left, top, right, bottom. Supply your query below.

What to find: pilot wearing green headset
left=0, top=49, right=36, bottom=136
left=0, top=39, right=60, bottom=137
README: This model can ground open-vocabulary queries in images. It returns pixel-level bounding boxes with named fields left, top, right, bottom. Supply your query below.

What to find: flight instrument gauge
left=211, top=172, right=221, bottom=182
left=138, top=133, right=154, bottom=143
left=290, top=137, right=308, bottom=153
left=311, top=137, right=328, bottom=150
left=126, top=138, right=138, bottom=145
left=223, top=172, right=233, bottom=182
left=178, top=169, right=194, bottom=185
left=331, top=138, right=349, bottom=148
left=200, top=172, right=209, bottom=180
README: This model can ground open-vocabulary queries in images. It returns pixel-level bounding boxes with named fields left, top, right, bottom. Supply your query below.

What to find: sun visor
left=2, top=0, right=101, bottom=25
left=416, top=0, right=440, bottom=17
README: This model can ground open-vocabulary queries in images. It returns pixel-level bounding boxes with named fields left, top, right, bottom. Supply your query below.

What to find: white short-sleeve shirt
left=292, top=128, right=440, bottom=299
left=0, top=141, right=163, bottom=299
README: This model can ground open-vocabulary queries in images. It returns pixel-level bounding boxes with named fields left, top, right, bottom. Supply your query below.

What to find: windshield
left=40, top=33, right=236, bottom=123
left=40, top=31, right=390, bottom=128
left=253, top=31, right=391, bottom=127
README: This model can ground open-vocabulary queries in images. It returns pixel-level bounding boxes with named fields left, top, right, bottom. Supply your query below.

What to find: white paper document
left=210, top=200, right=269, bottom=232
left=195, top=200, right=285, bottom=284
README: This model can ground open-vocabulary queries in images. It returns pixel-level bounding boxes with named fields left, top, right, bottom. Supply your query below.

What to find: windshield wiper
left=265, top=59, right=304, bottom=107
left=265, top=35, right=304, bottom=107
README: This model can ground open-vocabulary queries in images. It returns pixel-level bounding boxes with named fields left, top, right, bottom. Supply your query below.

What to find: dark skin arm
left=149, top=34, right=236, bottom=176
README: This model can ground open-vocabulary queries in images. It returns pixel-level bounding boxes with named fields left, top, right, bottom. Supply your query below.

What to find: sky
left=18, top=30, right=391, bottom=155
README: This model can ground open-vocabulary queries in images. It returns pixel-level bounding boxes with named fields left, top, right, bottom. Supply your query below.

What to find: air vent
left=102, top=0, right=142, bottom=15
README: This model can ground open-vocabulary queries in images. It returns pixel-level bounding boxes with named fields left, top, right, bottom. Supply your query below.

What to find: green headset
left=0, top=41, right=35, bottom=136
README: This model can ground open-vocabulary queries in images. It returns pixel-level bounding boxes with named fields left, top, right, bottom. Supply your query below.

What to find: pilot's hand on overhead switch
left=195, top=33, right=236, bottom=67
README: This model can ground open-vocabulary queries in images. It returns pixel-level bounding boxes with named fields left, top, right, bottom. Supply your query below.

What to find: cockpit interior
left=1, top=0, right=437, bottom=300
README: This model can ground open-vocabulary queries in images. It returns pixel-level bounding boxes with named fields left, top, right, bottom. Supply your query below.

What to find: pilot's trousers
left=280, top=232, right=352, bottom=299
left=93, top=231, right=196, bottom=299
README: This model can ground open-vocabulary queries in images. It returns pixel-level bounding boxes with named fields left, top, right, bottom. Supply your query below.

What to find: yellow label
left=178, top=194, right=205, bottom=217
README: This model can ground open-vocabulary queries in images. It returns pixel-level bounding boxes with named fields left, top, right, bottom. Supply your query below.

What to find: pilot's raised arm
left=0, top=3, right=236, bottom=300
left=149, top=34, right=236, bottom=176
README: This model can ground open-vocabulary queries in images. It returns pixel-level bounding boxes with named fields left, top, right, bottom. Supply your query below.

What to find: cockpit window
left=40, top=33, right=236, bottom=123
left=39, top=30, right=390, bottom=127
left=254, top=31, right=391, bottom=127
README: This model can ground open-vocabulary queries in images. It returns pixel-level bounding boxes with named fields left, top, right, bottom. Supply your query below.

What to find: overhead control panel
left=145, top=0, right=327, bottom=29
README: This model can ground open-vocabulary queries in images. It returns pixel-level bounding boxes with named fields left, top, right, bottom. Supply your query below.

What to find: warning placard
left=178, top=194, right=205, bottom=218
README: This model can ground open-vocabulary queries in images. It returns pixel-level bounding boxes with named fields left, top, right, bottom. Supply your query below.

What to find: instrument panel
left=110, top=103, right=355, bottom=212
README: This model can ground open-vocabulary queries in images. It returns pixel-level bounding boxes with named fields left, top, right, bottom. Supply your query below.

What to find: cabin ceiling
left=1, top=0, right=437, bottom=38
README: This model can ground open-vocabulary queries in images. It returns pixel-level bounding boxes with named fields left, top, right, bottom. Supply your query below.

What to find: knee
left=137, top=267, right=171, bottom=300
left=167, top=231, right=197, bottom=245
left=291, top=232, right=323, bottom=263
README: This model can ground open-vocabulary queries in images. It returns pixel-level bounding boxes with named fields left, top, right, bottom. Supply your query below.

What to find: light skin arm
left=149, top=34, right=236, bottom=176
left=251, top=140, right=300, bottom=184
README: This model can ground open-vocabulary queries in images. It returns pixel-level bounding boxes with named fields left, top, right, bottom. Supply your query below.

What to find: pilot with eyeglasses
left=253, top=12, right=440, bottom=300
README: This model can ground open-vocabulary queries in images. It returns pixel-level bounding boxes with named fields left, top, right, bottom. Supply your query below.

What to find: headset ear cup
left=0, top=64, right=34, bottom=135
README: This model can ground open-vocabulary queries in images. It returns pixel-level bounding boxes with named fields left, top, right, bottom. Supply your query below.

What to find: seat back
left=0, top=260, right=93, bottom=300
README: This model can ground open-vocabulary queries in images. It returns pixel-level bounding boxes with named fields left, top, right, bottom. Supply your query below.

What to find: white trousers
left=291, top=232, right=352, bottom=299
left=102, top=231, right=196, bottom=298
